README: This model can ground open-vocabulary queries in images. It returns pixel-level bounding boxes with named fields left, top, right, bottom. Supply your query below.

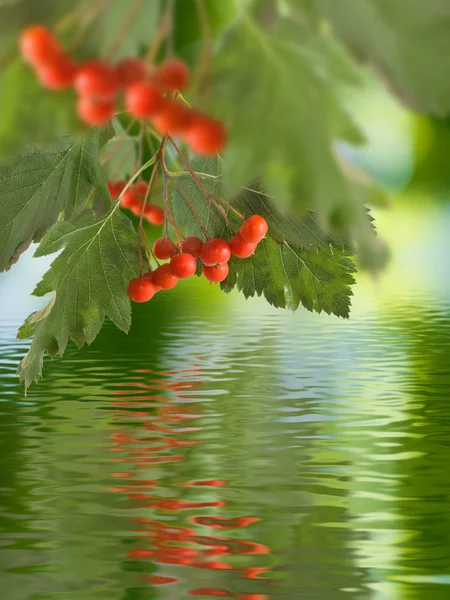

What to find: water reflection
left=0, top=278, right=450, bottom=598
left=110, top=367, right=271, bottom=598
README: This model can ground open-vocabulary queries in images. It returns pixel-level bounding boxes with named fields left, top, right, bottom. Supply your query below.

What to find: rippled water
left=1, top=214, right=450, bottom=599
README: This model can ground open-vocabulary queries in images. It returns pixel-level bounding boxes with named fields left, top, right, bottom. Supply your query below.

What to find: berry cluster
left=108, top=180, right=164, bottom=225
left=127, top=215, right=268, bottom=303
left=19, top=25, right=227, bottom=156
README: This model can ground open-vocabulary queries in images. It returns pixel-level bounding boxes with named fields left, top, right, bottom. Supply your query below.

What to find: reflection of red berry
left=200, top=238, right=231, bottom=266
left=19, top=25, right=62, bottom=66
left=240, top=215, right=268, bottom=244
left=77, top=97, right=115, bottom=125
left=229, top=233, right=257, bottom=258
left=203, top=263, right=229, bottom=283
left=116, top=58, right=147, bottom=88
left=189, top=116, right=227, bottom=156
left=154, top=238, right=177, bottom=260
left=182, top=236, right=203, bottom=258
left=153, top=100, right=193, bottom=134
left=74, top=60, right=119, bottom=100
left=157, top=58, right=189, bottom=91
left=170, top=253, right=197, bottom=278
left=144, top=204, right=165, bottom=225
left=153, top=264, right=178, bottom=290
left=125, top=81, right=164, bottom=118
left=127, top=277, right=157, bottom=303
left=36, top=55, right=77, bottom=89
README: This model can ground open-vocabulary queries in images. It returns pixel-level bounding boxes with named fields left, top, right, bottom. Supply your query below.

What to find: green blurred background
left=2, top=1, right=450, bottom=598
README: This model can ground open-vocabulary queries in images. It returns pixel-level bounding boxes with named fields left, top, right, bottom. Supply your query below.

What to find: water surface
left=1, top=206, right=450, bottom=600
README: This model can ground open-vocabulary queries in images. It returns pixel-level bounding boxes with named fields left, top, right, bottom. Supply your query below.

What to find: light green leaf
left=0, top=60, right=79, bottom=158
left=212, top=17, right=369, bottom=232
left=81, top=0, right=162, bottom=60
left=171, top=156, right=356, bottom=317
left=318, top=0, right=450, bottom=116
left=0, top=127, right=112, bottom=271
left=17, top=207, right=140, bottom=388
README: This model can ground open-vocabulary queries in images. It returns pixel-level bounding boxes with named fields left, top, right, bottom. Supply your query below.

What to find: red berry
left=77, top=97, right=115, bottom=125
left=127, top=277, right=157, bottom=302
left=108, top=182, right=119, bottom=198
left=154, top=237, right=177, bottom=260
left=116, top=58, right=147, bottom=88
left=115, top=180, right=127, bottom=194
left=153, top=100, right=193, bottom=134
left=157, top=58, right=189, bottom=91
left=19, top=25, right=62, bottom=66
left=170, top=253, right=197, bottom=279
left=181, top=236, right=203, bottom=258
left=229, top=233, right=257, bottom=258
left=125, top=81, right=164, bottom=118
left=152, top=264, right=178, bottom=290
left=35, top=54, right=76, bottom=89
left=188, top=116, right=227, bottom=156
left=120, top=190, right=137, bottom=209
left=200, top=238, right=231, bottom=266
left=74, top=60, right=119, bottom=100
left=133, top=181, right=148, bottom=196
left=143, top=271, right=162, bottom=291
left=144, top=204, right=165, bottom=225
left=239, top=215, right=268, bottom=244
left=203, top=263, right=229, bottom=283
left=131, top=199, right=145, bottom=217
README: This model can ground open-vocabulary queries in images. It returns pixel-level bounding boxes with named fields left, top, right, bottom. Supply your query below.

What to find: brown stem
left=162, top=172, right=170, bottom=239
left=168, top=136, right=245, bottom=221
left=138, top=158, right=160, bottom=236
left=166, top=194, right=184, bottom=243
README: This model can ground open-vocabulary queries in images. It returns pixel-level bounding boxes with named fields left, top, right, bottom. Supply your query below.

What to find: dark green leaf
left=17, top=206, right=140, bottom=388
left=224, top=237, right=356, bottom=317
left=0, top=126, right=112, bottom=271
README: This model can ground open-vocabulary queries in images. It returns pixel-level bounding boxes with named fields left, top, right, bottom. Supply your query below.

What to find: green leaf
left=171, top=156, right=356, bottom=317
left=17, top=207, right=140, bottom=388
left=0, top=60, right=79, bottom=158
left=172, top=0, right=237, bottom=56
left=225, top=237, right=356, bottom=317
left=212, top=17, right=370, bottom=232
left=81, top=0, right=162, bottom=61
left=0, top=126, right=112, bottom=272
left=317, top=0, right=450, bottom=116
